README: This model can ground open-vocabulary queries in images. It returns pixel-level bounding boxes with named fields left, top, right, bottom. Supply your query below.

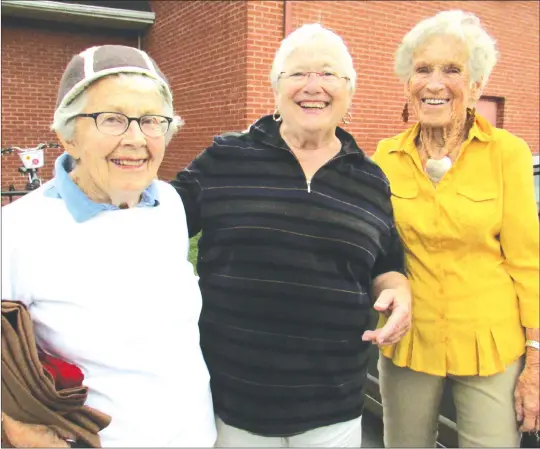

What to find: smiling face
left=274, top=42, right=352, bottom=135
left=407, top=34, right=480, bottom=128
left=60, top=75, right=167, bottom=204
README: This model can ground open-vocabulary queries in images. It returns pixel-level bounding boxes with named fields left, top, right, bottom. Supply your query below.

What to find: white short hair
left=270, top=23, right=357, bottom=93
left=50, top=73, right=183, bottom=145
left=395, top=10, right=498, bottom=89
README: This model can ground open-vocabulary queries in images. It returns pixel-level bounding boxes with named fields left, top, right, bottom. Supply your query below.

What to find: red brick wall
left=147, top=0, right=283, bottom=179
left=246, top=1, right=284, bottom=124
left=1, top=19, right=137, bottom=193
left=145, top=0, right=249, bottom=181
left=287, top=0, right=539, bottom=156
left=2, top=1, right=538, bottom=201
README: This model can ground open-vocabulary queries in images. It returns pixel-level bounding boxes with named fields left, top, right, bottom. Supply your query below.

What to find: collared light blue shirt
left=44, top=153, right=160, bottom=223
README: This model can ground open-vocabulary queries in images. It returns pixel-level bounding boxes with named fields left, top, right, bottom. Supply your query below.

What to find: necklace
left=425, top=156, right=452, bottom=183
left=416, top=134, right=453, bottom=183
left=417, top=114, right=474, bottom=183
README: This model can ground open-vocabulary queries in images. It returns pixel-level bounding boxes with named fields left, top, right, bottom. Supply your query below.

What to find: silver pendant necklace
left=425, top=156, right=452, bottom=183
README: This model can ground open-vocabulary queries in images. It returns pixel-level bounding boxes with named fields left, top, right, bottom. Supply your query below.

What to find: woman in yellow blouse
left=372, top=10, right=539, bottom=448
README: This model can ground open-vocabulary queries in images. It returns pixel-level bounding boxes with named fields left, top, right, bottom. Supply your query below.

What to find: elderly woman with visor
left=373, top=10, right=540, bottom=448
left=1, top=45, right=216, bottom=447
left=172, top=23, right=411, bottom=447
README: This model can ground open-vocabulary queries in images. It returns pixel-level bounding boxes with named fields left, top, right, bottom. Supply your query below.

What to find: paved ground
left=362, top=411, right=384, bottom=448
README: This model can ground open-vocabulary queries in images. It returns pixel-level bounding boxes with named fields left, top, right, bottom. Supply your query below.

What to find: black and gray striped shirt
left=171, top=114, right=405, bottom=436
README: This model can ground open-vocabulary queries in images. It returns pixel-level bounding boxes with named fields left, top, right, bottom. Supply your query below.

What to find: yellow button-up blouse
left=372, top=114, right=539, bottom=376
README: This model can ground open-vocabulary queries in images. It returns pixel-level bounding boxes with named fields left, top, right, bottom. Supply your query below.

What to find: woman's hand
left=514, top=363, right=540, bottom=432
left=1, top=413, right=70, bottom=448
left=362, top=286, right=412, bottom=345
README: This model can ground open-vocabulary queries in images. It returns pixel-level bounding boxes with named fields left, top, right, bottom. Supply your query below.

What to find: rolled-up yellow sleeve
left=500, top=138, right=540, bottom=328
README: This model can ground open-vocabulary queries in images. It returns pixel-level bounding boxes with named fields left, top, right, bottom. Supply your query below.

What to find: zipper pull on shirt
left=307, top=179, right=311, bottom=193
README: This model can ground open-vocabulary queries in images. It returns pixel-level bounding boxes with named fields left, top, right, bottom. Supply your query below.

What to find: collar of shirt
left=389, top=112, right=495, bottom=155
left=249, top=114, right=366, bottom=159
left=44, top=152, right=160, bottom=223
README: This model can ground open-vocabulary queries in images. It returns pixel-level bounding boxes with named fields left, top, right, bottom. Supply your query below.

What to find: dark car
left=365, top=155, right=540, bottom=448
left=534, top=155, right=539, bottom=214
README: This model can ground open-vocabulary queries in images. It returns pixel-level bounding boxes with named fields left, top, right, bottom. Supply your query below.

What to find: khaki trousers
left=378, top=355, right=522, bottom=448
left=214, top=415, right=362, bottom=447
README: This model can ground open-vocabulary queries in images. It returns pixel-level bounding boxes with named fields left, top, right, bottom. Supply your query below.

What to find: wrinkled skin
left=362, top=286, right=412, bottom=346
left=406, top=34, right=481, bottom=165
left=515, top=328, right=540, bottom=432
left=1, top=413, right=69, bottom=448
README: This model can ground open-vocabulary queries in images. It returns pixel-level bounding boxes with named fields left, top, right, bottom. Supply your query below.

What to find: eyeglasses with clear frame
left=279, top=71, right=350, bottom=86
left=71, top=112, right=173, bottom=137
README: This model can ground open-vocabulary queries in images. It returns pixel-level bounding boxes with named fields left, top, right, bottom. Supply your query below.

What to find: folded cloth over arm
left=1, top=301, right=111, bottom=448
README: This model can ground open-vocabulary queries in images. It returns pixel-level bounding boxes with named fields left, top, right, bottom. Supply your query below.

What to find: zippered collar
left=249, top=114, right=366, bottom=159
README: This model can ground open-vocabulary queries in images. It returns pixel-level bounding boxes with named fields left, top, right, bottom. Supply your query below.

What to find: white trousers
left=214, top=415, right=362, bottom=447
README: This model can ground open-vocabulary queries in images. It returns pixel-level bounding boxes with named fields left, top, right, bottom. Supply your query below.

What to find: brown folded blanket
left=1, top=301, right=111, bottom=448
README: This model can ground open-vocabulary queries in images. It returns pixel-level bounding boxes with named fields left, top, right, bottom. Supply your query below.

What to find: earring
left=465, top=107, right=476, bottom=130
left=401, top=103, right=409, bottom=123
left=342, top=111, right=352, bottom=125
left=272, top=109, right=282, bottom=122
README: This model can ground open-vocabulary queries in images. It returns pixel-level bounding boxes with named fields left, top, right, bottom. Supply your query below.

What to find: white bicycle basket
left=18, top=148, right=45, bottom=169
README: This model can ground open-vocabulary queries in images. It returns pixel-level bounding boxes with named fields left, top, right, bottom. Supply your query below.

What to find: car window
left=534, top=172, right=539, bottom=209
left=534, top=156, right=540, bottom=211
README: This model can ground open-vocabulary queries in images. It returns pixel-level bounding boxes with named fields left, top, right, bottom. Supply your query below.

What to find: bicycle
left=1, top=142, right=60, bottom=191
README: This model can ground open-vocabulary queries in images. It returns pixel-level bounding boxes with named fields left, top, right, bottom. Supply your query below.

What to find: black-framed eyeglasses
left=71, top=112, right=173, bottom=137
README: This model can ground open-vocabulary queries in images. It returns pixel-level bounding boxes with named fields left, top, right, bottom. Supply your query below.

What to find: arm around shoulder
left=170, top=151, right=208, bottom=238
